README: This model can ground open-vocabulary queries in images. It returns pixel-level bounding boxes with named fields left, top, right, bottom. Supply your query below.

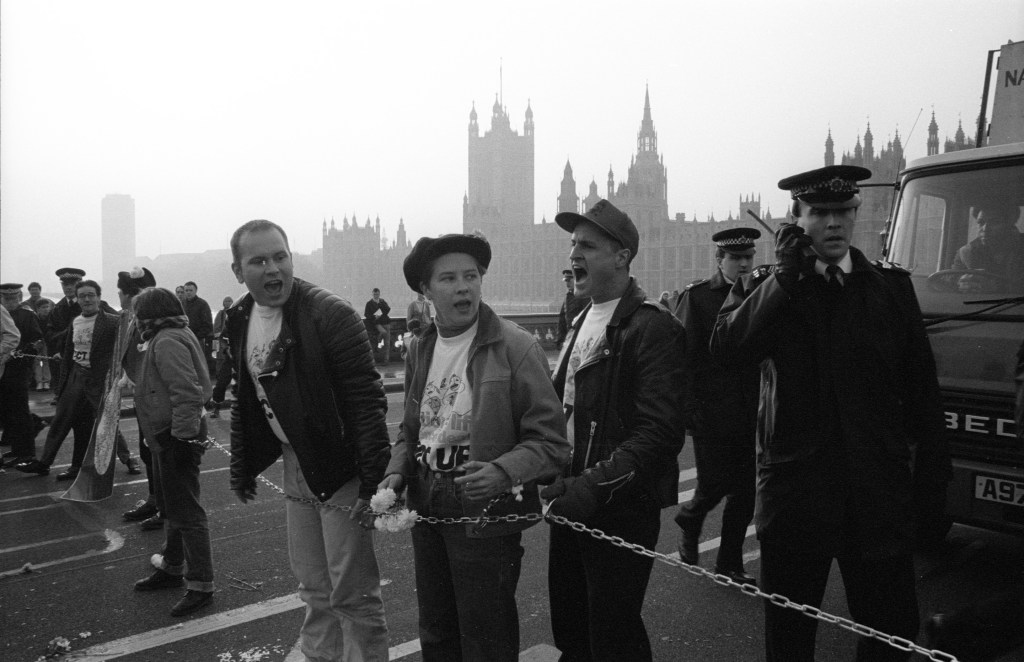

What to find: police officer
left=673, top=228, right=760, bottom=585
left=0, top=283, right=43, bottom=466
left=712, top=165, right=952, bottom=661
left=46, top=267, right=87, bottom=357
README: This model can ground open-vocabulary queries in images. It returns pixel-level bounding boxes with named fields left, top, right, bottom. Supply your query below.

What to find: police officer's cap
left=778, top=165, right=871, bottom=208
left=561, top=268, right=573, bottom=276
left=0, top=283, right=23, bottom=295
left=55, top=267, right=86, bottom=282
left=711, top=227, right=760, bottom=252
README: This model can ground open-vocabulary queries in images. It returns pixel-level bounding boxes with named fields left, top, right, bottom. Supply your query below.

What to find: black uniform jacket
left=711, top=248, right=951, bottom=559
left=46, top=297, right=80, bottom=352
left=552, top=277, right=687, bottom=509
left=55, top=311, right=120, bottom=400
left=675, top=269, right=759, bottom=441
left=3, top=307, right=43, bottom=377
left=226, top=278, right=390, bottom=502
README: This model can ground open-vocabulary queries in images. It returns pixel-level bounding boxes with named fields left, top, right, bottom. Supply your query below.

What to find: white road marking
left=0, top=529, right=124, bottom=578
left=0, top=503, right=64, bottom=517
left=74, top=593, right=305, bottom=660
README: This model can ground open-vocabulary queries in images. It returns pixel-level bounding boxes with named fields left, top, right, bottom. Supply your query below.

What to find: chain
left=10, top=350, right=53, bottom=360
left=205, top=438, right=957, bottom=661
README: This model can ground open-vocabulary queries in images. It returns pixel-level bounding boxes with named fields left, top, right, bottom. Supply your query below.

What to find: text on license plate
left=974, top=475, right=1024, bottom=507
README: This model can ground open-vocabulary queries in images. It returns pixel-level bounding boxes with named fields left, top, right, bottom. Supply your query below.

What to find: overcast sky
left=1, top=0, right=1020, bottom=284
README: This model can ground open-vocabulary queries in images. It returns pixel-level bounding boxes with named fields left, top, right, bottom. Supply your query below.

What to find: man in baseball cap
left=545, top=199, right=686, bottom=661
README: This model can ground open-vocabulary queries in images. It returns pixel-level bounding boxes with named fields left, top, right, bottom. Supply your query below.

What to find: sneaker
left=134, top=569, right=184, bottom=592
left=140, top=514, right=165, bottom=531
left=125, top=457, right=142, bottom=475
left=123, top=498, right=158, bottom=522
left=170, top=590, right=213, bottom=617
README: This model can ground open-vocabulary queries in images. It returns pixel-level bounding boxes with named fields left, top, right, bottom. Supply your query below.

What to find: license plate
left=974, top=474, right=1024, bottom=507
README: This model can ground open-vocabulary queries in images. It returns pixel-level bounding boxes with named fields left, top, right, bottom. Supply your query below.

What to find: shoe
left=678, top=529, right=699, bottom=565
left=15, top=459, right=50, bottom=476
left=56, top=468, right=80, bottom=481
left=125, top=457, right=142, bottom=475
left=170, top=590, right=213, bottom=617
left=2, top=454, right=27, bottom=469
left=715, top=567, right=757, bottom=586
left=140, top=514, right=165, bottom=531
left=123, top=498, right=158, bottom=522
left=134, top=569, right=184, bottom=592
left=208, top=407, right=220, bottom=419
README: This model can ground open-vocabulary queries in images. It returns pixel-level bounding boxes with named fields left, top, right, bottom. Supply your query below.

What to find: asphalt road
left=2, top=389, right=1023, bottom=662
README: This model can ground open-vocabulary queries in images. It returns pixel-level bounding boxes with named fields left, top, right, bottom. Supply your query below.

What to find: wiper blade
left=925, top=296, right=1024, bottom=327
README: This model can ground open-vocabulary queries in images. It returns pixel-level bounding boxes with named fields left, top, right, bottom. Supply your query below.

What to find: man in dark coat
left=182, top=281, right=214, bottom=373
left=17, top=280, right=127, bottom=480
left=543, top=200, right=686, bottom=662
left=0, top=283, right=44, bottom=466
left=226, top=219, right=390, bottom=660
left=673, top=227, right=761, bottom=584
left=712, top=165, right=952, bottom=661
left=363, top=287, right=392, bottom=363
left=45, top=267, right=86, bottom=357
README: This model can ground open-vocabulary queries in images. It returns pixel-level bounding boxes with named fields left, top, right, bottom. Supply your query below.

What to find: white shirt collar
left=814, top=251, right=853, bottom=279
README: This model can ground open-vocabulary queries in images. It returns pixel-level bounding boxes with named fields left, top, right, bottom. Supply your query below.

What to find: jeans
left=39, top=365, right=94, bottom=468
left=761, top=540, right=918, bottom=662
left=548, top=499, right=661, bottom=662
left=152, top=434, right=215, bottom=592
left=282, top=444, right=388, bottom=662
left=412, top=471, right=524, bottom=662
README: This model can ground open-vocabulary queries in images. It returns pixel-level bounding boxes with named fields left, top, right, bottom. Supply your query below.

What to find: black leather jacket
left=552, top=278, right=687, bottom=508
left=226, top=278, right=390, bottom=501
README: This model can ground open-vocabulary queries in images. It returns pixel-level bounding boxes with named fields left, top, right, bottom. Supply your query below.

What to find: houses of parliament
left=321, top=88, right=969, bottom=312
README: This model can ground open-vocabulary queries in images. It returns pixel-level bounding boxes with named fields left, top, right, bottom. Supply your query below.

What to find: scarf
left=137, top=314, right=189, bottom=342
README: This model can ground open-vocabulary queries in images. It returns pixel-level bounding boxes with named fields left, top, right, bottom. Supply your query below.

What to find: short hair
left=372, top=288, right=380, bottom=294
left=230, top=219, right=291, bottom=265
left=715, top=247, right=726, bottom=260
left=133, top=287, right=185, bottom=321
left=184, top=281, right=198, bottom=289
left=76, top=279, right=101, bottom=296
left=28, top=282, right=41, bottom=290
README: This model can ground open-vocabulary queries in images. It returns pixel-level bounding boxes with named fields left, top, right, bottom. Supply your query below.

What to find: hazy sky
left=1, top=0, right=1020, bottom=284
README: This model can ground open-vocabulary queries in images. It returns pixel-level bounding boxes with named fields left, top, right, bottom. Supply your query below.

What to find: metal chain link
left=208, top=438, right=958, bottom=661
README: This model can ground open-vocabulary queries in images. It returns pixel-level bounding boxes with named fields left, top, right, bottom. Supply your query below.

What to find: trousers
left=282, top=444, right=388, bottom=662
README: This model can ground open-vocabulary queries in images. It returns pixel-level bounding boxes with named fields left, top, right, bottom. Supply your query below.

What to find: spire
left=637, top=85, right=657, bottom=154
left=524, top=98, right=534, bottom=137
left=825, top=127, right=835, bottom=166
left=927, top=109, right=939, bottom=156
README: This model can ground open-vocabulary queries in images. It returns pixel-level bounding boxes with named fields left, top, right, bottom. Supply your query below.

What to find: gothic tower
left=558, top=160, right=579, bottom=214
left=927, top=111, right=939, bottom=156
left=825, top=129, right=835, bottom=166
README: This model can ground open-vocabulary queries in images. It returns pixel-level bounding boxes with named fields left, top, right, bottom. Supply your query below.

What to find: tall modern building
left=101, top=194, right=136, bottom=293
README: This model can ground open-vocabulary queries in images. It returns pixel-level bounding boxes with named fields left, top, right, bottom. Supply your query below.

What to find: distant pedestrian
left=208, top=296, right=234, bottom=418
left=712, top=164, right=952, bottom=662
left=673, top=227, right=761, bottom=585
left=380, top=233, right=569, bottom=661
left=226, top=219, right=390, bottom=661
left=130, top=286, right=216, bottom=618
left=555, top=268, right=586, bottom=350
left=405, top=292, right=432, bottom=337
left=181, top=281, right=214, bottom=373
left=545, top=200, right=686, bottom=661
left=364, top=287, right=392, bottom=363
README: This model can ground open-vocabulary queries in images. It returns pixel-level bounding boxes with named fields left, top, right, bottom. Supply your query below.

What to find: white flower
left=374, top=508, right=417, bottom=533
left=129, top=266, right=145, bottom=279
left=511, top=484, right=524, bottom=502
left=369, top=488, right=397, bottom=514
left=137, top=341, right=150, bottom=352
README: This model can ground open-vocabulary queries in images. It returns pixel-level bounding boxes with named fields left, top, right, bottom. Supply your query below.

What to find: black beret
left=116, top=267, right=157, bottom=294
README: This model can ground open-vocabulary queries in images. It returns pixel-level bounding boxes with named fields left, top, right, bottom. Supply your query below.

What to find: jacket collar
left=418, top=301, right=502, bottom=351
left=709, top=268, right=731, bottom=290
left=606, top=277, right=648, bottom=328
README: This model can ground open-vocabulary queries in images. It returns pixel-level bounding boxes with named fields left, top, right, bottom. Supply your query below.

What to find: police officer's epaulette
left=684, top=278, right=709, bottom=291
left=872, top=259, right=910, bottom=275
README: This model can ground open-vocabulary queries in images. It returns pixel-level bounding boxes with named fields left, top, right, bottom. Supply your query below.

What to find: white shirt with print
left=72, top=314, right=98, bottom=369
left=417, top=322, right=476, bottom=472
left=246, top=303, right=290, bottom=444
left=563, top=298, right=619, bottom=446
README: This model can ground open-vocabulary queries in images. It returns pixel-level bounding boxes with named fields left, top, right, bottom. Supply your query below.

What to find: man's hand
left=775, top=222, right=813, bottom=290
left=234, top=485, right=257, bottom=504
left=540, top=476, right=600, bottom=523
left=454, top=461, right=513, bottom=501
left=350, top=497, right=376, bottom=529
left=378, top=473, right=405, bottom=492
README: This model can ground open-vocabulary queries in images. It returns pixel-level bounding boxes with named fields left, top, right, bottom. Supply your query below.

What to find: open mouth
left=453, top=300, right=472, bottom=314
left=572, top=266, right=588, bottom=283
left=265, top=280, right=283, bottom=296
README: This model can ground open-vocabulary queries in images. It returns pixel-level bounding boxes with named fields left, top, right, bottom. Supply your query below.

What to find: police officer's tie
left=825, top=264, right=843, bottom=295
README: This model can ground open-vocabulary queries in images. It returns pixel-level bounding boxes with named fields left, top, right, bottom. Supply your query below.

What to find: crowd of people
left=5, top=162, right=1020, bottom=661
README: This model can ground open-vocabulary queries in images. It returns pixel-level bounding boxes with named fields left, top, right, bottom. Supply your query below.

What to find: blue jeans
left=412, top=471, right=525, bottom=662
left=152, top=434, right=215, bottom=592
left=282, top=445, right=388, bottom=662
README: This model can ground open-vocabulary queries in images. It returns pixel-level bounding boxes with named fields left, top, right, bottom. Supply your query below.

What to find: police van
left=882, top=39, right=1024, bottom=533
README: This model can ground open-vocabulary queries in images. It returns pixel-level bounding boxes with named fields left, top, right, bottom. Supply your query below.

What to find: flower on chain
left=369, top=488, right=398, bottom=514
left=374, top=507, right=418, bottom=533
left=369, top=487, right=417, bottom=533
left=510, top=484, right=524, bottom=502
left=137, top=340, right=150, bottom=352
